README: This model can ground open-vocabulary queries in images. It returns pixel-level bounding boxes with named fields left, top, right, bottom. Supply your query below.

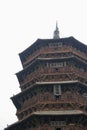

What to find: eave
left=11, top=80, right=87, bottom=110
left=4, top=109, right=86, bottom=130
left=19, top=36, right=87, bottom=64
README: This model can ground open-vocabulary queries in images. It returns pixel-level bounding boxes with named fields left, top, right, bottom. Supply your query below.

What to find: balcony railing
left=20, top=66, right=87, bottom=88
left=18, top=91, right=87, bottom=110
left=17, top=92, right=87, bottom=121
left=23, top=46, right=87, bottom=67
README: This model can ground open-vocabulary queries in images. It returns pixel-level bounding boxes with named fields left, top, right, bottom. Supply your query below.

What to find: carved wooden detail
left=16, top=84, right=87, bottom=121
left=14, top=115, right=87, bottom=130
left=18, top=60, right=87, bottom=90
left=23, top=44, right=87, bottom=68
left=5, top=38, right=87, bottom=130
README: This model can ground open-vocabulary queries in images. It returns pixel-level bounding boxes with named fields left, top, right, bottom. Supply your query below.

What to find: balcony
left=23, top=45, right=87, bottom=67
left=20, top=66, right=87, bottom=89
left=17, top=92, right=87, bottom=120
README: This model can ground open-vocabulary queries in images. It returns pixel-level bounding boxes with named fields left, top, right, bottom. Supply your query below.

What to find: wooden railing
left=18, top=92, right=87, bottom=111
left=39, top=93, right=87, bottom=106
left=23, top=46, right=87, bottom=67
left=20, top=66, right=87, bottom=88
left=17, top=92, right=87, bottom=120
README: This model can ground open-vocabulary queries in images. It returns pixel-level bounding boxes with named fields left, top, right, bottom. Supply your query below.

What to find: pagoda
left=5, top=24, right=87, bottom=130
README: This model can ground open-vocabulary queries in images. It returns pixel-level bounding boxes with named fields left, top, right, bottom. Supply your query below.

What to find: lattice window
left=49, top=42, right=63, bottom=48
left=51, top=121, right=66, bottom=126
left=50, top=62, right=63, bottom=68
left=48, top=62, right=67, bottom=68
left=54, top=85, right=61, bottom=96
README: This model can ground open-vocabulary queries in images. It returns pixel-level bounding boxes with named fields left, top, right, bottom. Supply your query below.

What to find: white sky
left=0, top=0, right=87, bottom=129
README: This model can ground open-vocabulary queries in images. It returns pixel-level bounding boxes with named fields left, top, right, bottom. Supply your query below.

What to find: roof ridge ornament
left=53, top=21, right=60, bottom=39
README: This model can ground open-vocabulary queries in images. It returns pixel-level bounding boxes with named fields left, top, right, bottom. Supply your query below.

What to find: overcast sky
left=0, top=0, right=87, bottom=129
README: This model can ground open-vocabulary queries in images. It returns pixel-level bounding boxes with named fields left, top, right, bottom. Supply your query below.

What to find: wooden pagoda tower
left=5, top=24, right=87, bottom=130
